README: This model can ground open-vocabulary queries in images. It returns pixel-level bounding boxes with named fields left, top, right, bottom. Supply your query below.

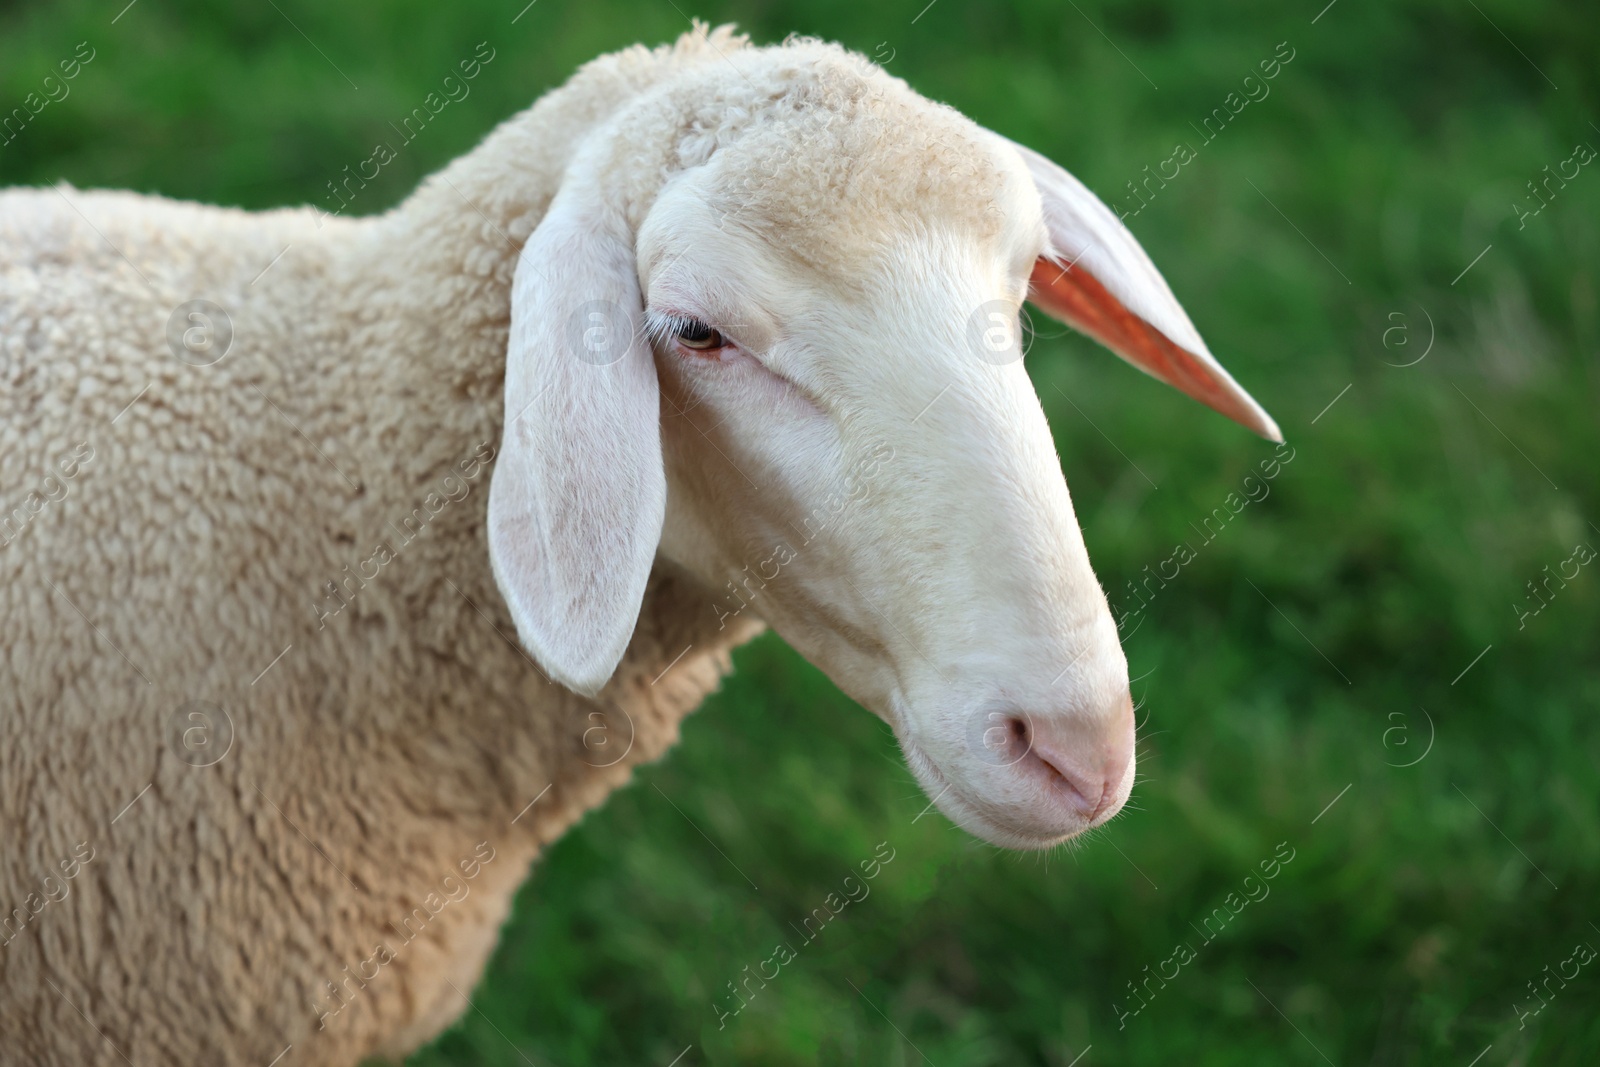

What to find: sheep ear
left=487, top=185, right=665, bottom=697
left=1007, top=138, right=1282, bottom=442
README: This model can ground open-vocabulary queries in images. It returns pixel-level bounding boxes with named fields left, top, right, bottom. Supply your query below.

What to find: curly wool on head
left=600, top=32, right=1013, bottom=276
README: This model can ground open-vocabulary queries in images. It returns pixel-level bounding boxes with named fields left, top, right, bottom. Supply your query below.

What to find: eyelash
left=644, top=310, right=730, bottom=355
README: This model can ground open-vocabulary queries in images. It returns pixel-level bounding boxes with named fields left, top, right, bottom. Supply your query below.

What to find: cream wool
left=0, top=29, right=764, bottom=1066
left=0, top=25, right=1277, bottom=1064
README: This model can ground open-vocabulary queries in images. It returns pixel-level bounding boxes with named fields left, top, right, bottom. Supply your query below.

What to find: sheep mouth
left=896, top=733, right=1086, bottom=851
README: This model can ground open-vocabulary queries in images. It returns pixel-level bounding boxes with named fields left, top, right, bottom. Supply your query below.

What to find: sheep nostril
left=975, top=713, right=1034, bottom=765
left=971, top=708, right=1132, bottom=825
left=1023, top=744, right=1103, bottom=818
left=1005, top=715, right=1030, bottom=752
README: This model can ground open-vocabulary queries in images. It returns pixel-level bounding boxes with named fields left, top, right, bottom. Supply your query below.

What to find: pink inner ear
left=1028, top=257, right=1277, bottom=439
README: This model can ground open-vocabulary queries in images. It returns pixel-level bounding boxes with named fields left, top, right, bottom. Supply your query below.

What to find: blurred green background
left=5, top=0, right=1596, bottom=1063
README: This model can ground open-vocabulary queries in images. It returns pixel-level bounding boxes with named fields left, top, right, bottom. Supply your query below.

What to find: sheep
left=0, top=24, right=1279, bottom=1065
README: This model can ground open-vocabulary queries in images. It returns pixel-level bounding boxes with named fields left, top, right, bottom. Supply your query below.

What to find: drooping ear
left=487, top=177, right=665, bottom=696
left=1005, top=138, right=1282, bottom=442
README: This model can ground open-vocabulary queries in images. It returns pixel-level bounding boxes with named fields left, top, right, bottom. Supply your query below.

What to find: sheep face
left=487, top=42, right=1278, bottom=849
left=635, top=129, right=1134, bottom=850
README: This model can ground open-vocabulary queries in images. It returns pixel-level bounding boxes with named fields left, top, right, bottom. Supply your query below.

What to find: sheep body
left=1, top=28, right=765, bottom=1065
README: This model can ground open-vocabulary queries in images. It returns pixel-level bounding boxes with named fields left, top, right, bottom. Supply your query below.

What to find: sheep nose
left=1025, top=725, right=1131, bottom=822
left=990, top=699, right=1135, bottom=824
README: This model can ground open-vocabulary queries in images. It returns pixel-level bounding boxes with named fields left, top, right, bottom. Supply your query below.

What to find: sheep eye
left=675, top=319, right=725, bottom=351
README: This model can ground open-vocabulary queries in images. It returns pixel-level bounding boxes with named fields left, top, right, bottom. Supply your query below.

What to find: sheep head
left=487, top=32, right=1279, bottom=849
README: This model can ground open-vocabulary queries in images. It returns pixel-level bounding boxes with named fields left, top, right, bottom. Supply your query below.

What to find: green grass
left=5, top=0, right=1597, bottom=1063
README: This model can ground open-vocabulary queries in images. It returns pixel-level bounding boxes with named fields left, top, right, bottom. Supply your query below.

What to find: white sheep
left=0, top=25, right=1278, bottom=1065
